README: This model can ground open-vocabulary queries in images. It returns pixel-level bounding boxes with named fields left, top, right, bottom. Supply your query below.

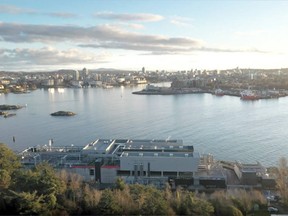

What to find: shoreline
left=132, top=86, right=286, bottom=100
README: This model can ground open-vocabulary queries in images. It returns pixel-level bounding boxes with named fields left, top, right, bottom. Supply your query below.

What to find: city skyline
left=0, top=0, right=288, bottom=71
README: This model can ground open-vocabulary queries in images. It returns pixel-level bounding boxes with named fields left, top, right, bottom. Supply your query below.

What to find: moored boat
left=240, top=89, right=259, bottom=100
left=214, top=88, right=225, bottom=96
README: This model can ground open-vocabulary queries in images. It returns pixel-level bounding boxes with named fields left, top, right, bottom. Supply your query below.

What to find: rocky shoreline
left=50, top=111, right=76, bottom=116
left=0, top=104, right=24, bottom=110
left=0, top=104, right=24, bottom=118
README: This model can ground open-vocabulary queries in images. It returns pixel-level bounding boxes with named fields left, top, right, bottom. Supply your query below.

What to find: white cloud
left=0, top=47, right=110, bottom=66
left=118, top=22, right=145, bottom=30
left=0, top=22, right=203, bottom=52
left=0, top=4, right=78, bottom=18
left=170, top=16, right=193, bottom=27
left=0, top=22, right=268, bottom=55
left=46, top=12, right=78, bottom=18
left=93, top=11, right=164, bottom=22
left=0, top=4, right=36, bottom=14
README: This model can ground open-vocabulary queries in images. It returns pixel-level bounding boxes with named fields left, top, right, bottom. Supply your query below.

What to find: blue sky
left=0, top=0, right=287, bottom=71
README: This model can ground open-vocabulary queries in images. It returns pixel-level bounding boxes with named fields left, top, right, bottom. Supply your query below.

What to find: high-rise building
left=73, top=70, right=79, bottom=80
left=83, top=67, right=89, bottom=77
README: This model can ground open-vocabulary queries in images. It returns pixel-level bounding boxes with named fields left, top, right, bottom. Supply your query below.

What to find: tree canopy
left=0, top=143, right=284, bottom=215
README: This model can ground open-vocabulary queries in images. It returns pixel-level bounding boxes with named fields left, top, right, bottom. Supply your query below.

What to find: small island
left=50, top=111, right=76, bottom=116
left=0, top=104, right=24, bottom=111
left=0, top=111, right=8, bottom=115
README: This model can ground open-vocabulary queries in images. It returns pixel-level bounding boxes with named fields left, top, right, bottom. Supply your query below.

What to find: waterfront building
left=41, top=79, right=54, bottom=87
left=82, top=67, right=89, bottom=77
left=54, top=78, right=64, bottom=86
left=131, top=76, right=147, bottom=84
left=233, top=162, right=276, bottom=189
left=70, top=80, right=83, bottom=88
left=171, top=77, right=205, bottom=88
left=0, top=78, right=12, bottom=85
left=73, top=70, right=80, bottom=81
left=19, top=138, right=275, bottom=190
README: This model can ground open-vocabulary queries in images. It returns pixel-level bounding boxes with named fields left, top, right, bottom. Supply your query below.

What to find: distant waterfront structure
left=54, top=77, right=64, bottom=86
left=41, top=79, right=54, bottom=87
left=82, top=67, right=89, bottom=78
left=73, top=70, right=80, bottom=81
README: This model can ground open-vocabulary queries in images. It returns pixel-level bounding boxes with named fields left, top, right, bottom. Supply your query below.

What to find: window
left=89, top=168, right=95, bottom=176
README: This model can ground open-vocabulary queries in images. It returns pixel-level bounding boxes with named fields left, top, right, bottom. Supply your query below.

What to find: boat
left=214, top=88, right=225, bottom=96
left=240, top=89, right=259, bottom=100
left=102, top=83, right=114, bottom=89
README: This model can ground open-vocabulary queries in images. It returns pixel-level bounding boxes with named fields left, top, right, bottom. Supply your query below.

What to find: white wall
left=120, top=155, right=199, bottom=172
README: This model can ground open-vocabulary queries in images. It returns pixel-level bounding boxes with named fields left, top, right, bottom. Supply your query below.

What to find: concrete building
left=73, top=70, right=80, bottom=81
left=54, top=78, right=64, bottom=86
left=233, top=161, right=275, bottom=188
left=68, top=165, right=96, bottom=182
left=41, top=79, right=54, bottom=87
left=171, top=78, right=205, bottom=88
left=19, top=138, right=275, bottom=190
left=82, top=68, right=89, bottom=77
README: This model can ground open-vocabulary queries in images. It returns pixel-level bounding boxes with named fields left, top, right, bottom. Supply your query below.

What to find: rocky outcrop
left=0, top=104, right=23, bottom=110
left=50, top=111, right=76, bottom=116
left=3, top=113, right=16, bottom=118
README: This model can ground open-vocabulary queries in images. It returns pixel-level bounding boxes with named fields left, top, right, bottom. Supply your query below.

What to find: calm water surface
left=1, top=84, right=288, bottom=166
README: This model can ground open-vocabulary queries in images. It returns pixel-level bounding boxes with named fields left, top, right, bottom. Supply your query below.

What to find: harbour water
left=1, top=83, right=288, bottom=166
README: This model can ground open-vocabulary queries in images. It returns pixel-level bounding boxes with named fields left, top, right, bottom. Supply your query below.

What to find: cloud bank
left=0, top=4, right=36, bottom=14
left=0, top=22, right=203, bottom=52
left=0, top=22, right=266, bottom=55
left=0, top=47, right=109, bottom=67
left=0, top=4, right=78, bottom=18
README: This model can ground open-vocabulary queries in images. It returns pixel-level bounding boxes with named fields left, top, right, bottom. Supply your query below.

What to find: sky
left=0, top=0, right=288, bottom=72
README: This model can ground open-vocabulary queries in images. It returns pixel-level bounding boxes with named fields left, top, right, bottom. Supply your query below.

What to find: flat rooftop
left=83, top=139, right=189, bottom=153
left=236, top=162, right=266, bottom=174
left=123, top=140, right=193, bottom=152
left=120, top=151, right=197, bottom=158
left=196, top=163, right=226, bottom=179
left=83, top=139, right=115, bottom=152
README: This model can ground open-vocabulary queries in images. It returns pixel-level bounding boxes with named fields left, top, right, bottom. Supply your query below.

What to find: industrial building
left=233, top=161, right=276, bottom=189
left=19, top=138, right=275, bottom=190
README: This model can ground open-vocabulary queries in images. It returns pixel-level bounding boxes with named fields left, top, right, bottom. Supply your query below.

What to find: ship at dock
left=240, top=89, right=260, bottom=100
left=214, top=88, right=225, bottom=96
